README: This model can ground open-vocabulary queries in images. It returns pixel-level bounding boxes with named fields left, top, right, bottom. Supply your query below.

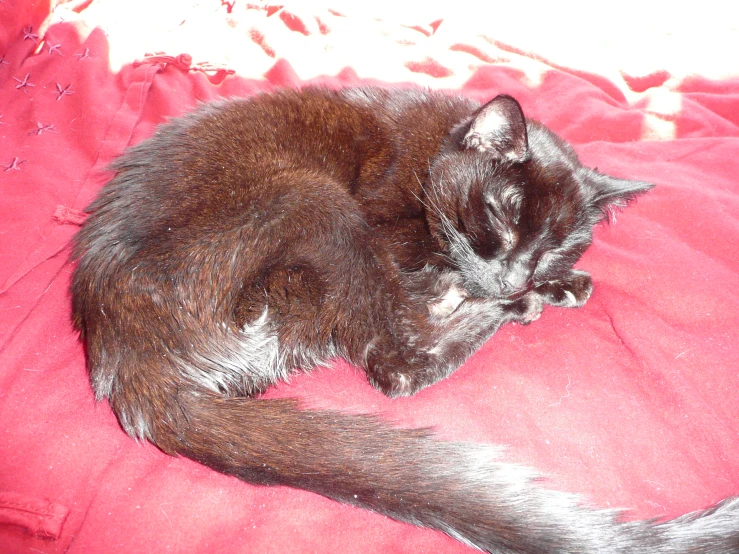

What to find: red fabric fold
left=0, top=492, right=69, bottom=540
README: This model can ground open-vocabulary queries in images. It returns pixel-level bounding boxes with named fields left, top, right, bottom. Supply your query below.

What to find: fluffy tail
left=141, top=389, right=739, bottom=554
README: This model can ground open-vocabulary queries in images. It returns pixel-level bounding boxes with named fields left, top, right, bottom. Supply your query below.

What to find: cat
left=70, top=86, right=739, bottom=553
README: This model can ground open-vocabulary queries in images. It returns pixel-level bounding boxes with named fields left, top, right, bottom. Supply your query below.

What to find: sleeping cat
left=71, top=86, right=739, bottom=553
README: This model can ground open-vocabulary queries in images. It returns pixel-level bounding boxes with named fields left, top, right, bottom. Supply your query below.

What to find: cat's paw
left=369, top=368, right=432, bottom=398
left=536, top=270, right=592, bottom=308
left=366, top=349, right=434, bottom=398
left=506, top=292, right=545, bottom=325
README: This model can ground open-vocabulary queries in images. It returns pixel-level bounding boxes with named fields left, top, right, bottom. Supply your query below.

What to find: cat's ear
left=588, top=172, right=654, bottom=214
left=462, top=95, right=529, bottom=162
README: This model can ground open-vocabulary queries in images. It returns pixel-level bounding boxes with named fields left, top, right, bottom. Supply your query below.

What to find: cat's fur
left=71, top=87, right=739, bottom=553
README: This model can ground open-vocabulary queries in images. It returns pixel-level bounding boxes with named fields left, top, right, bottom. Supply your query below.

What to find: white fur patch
left=182, top=307, right=288, bottom=394
left=564, top=290, right=577, bottom=305
left=428, top=285, right=468, bottom=317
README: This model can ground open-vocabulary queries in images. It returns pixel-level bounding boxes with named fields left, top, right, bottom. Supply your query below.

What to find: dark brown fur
left=71, top=87, right=739, bottom=553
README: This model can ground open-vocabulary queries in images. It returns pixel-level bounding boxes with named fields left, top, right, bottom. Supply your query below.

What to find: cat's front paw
left=505, top=292, right=545, bottom=325
left=536, top=270, right=592, bottom=308
left=366, top=349, right=435, bottom=398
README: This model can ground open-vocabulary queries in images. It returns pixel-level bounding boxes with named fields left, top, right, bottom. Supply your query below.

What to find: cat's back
left=109, top=88, right=381, bottom=196
left=73, top=87, right=476, bottom=265
left=74, top=89, right=369, bottom=254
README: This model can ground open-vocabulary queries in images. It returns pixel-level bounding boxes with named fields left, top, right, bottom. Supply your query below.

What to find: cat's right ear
left=462, top=95, right=529, bottom=162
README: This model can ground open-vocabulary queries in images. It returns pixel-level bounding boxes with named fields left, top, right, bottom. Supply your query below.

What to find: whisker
left=407, top=169, right=476, bottom=272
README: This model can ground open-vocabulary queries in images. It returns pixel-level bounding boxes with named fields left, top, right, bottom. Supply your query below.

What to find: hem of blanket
left=0, top=491, right=70, bottom=540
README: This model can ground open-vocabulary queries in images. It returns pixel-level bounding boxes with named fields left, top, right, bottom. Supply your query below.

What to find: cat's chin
left=476, top=287, right=533, bottom=303
left=498, top=287, right=532, bottom=301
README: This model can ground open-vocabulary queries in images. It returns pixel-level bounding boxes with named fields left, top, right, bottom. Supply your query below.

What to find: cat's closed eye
left=468, top=220, right=505, bottom=260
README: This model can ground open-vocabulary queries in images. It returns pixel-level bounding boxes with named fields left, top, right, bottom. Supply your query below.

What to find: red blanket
left=1, top=2, right=738, bottom=553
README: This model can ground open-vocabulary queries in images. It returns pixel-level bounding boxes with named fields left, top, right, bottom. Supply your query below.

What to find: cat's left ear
left=462, top=95, right=529, bottom=162
left=588, top=171, right=654, bottom=213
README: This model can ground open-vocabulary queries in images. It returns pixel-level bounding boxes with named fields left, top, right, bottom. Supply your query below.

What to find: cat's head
left=425, top=94, right=653, bottom=299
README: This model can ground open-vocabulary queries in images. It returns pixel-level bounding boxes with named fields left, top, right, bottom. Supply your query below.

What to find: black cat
left=71, top=87, right=738, bottom=553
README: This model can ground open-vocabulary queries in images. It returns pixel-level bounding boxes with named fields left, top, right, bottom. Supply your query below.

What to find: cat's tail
left=135, top=387, right=739, bottom=554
